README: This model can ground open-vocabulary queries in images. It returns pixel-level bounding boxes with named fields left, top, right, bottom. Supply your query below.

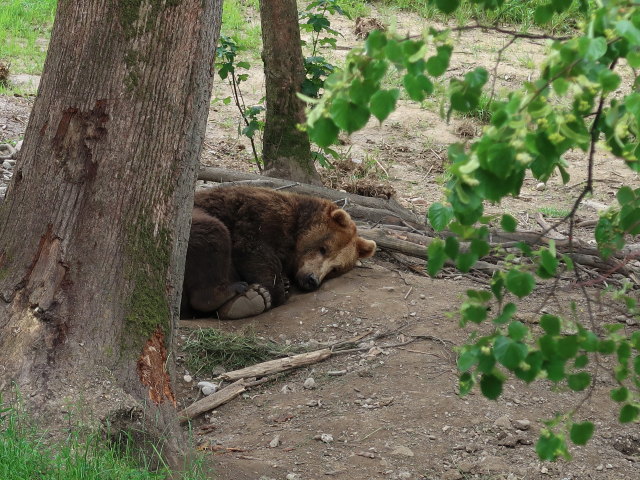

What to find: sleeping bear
left=181, top=186, right=376, bottom=319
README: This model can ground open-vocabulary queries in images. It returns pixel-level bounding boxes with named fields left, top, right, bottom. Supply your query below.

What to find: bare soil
left=1, top=5, right=639, bottom=480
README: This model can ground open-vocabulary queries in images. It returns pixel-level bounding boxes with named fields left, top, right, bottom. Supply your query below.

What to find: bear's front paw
left=217, top=284, right=272, bottom=320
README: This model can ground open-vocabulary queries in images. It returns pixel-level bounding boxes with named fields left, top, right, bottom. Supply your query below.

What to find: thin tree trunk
left=259, top=0, right=321, bottom=185
left=0, top=0, right=222, bottom=467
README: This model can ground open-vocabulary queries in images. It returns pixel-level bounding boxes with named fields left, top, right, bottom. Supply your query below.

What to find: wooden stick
left=178, top=379, right=246, bottom=422
left=217, top=348, right=332, bottom=381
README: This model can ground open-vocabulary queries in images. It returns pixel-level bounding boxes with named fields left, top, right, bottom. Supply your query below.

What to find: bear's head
left=294, top=207, right=376, bottom=291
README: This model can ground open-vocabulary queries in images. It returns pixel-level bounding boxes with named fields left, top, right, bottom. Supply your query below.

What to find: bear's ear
left=357, top=238, right=376, bottom=258
left=331, top=208, right=352, bottom=228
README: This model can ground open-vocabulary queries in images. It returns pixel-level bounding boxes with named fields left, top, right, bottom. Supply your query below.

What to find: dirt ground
left=1, top=4, right=639, bottom=480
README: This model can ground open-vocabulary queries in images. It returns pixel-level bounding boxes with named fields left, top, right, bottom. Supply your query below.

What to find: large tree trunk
left=259, top=0, right=321, bottom=185
left=0, top=0, right=222, bottom=467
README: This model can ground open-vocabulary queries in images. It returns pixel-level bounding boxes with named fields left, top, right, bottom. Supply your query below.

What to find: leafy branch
left=303, top=0, right=640, bottom=460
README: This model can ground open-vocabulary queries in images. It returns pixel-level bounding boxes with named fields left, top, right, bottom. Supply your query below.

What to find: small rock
left=183, top=374, right=193, bottom=383
left=390, top=445, right=414, bottom=457
left=513, top=419, right=531, bottom=430
left=197, top=381, right=218, bottom=396
left=285, top=474, right=301, bottom=480
left=442, top=425, right=452, bottom=433
left=540, top=466, right=548, bottom=474
left=1, top=161, right=12, bottom=170
left=606, top=463, right=613, bottom=469
left=303, top=377, right=316, bottom=389
left=320, top=433, right=333, bottom=443
left=493, top=415, right=512, bottom=429
left=596, top=464, right=604, bottom=471
left=536, top=182, right=546, bottom=191
left=269, top=434, right=281, bottom=448
left=281, top=384, right=293, bottom=394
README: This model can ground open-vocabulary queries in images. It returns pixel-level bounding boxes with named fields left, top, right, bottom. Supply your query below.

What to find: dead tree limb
left=197, top=166, right=425, bottom=226
left=216, top=348, right=332, bottom=382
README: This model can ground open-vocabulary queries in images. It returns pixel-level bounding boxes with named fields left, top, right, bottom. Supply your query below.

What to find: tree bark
left=259, top=0, right=321, bottom=185
left=0, top=0, right=222, bottom=467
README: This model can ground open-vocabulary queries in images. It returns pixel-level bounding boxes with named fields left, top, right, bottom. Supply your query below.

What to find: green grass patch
left=377, top=0, right=583, bottom=33
left=538, top=206, right=571, bottom=218
left=222, top=0, right=261, bottom=54
left=184, top=327, right=301, bottom=374
left=0, top=401, right=205, bottom=480
left=0, top=0, right=56, bottom=75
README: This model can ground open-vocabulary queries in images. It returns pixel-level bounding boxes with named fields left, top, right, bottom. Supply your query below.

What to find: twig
left=404, top=286, right=413, bottom=300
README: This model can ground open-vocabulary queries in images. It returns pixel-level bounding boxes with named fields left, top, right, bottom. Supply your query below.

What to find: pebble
left=536, top=182, right=546, bottom=191
left=596, top=464, right=604, bottom=471
left=493, top=414, right=512, bottom=429
left=319, top=433, right=333, bottom=443
left=183, top=374, right=193, bottom=383
left=541, top=466, right=549, bottom=474
left=303, top=377, right=316, bottom=389
left=269, top=434, right=281, bottom=448
left=197, top=381, right=218, bottom=396
left=514, top=419, right=531, bottom=430
left=285, top=474, right=301, bottom=480
left=390, top=445, right=414, bottom=457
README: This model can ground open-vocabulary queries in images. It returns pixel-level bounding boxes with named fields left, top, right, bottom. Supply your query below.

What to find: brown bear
left=181, top=186, right=376, bottom=319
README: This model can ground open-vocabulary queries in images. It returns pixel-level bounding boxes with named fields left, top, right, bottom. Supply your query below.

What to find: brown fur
left=181, top=186, right=376, bottom=319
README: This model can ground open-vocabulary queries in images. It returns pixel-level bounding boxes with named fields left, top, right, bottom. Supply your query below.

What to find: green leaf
left=365, top=29, right=387, bottom=56
left=635, top=355, right=640, bottom=375
left=427, top=239, right=446, bottom=277
left=515, top=351, right=543, bottom=383
left=458, top=348, right=478, bottom=372
left=461, top=303, right=488, bottom=324
left=598, top=339, right=616, bottom=355
left=370, top=89, right=400, bottom=122
left=403, top=73, right=434, bottom=101
left=545, top=358, right=566, bottom=382
left=611, top=386, right=629, bottom=402
left=539, top=249, right=559, bottom=276
left=459, top=371, right=474, bottom=395
left=425, top=45, right=452, bottom=77
left=491, top=273, right=505, bottom=302
left=540, top=314, right=561, bottom=335
left=570, top=422, right=594, bottom=446
left=536, top=432, right=567, bottom=461
left=308, top=117, right=339, bottom=147
left=494, top=302, right=516, bottom=325
left=501, top=214, right=517, bottom=232
left=534, top=4, right=554, bottom=24
left=557, top=336, right=579, bottom=360
left=616, top=20, right=640, bottom=45
left=456, top=252, right=478, bottom=272
left=428, top=203, right=454, bottom=231
left=619, top=404, right=640, bottom=423
left=330, top=98, right=370, bottom=133
left=470, top=239, right=489, bottom=258
left=444, top=236, right=459, bottom=259
left=480, top=373, right=503, bottom=400
left=494, top=336, right=527, bottom=370
left=567, top=372, right=591, bottom=391
left=508, top=321, right=528, bottom=342
left=577, top=37, right=607, bottom=61
left=435, top=0, right=460, bottom=14
left=574, top=354, right=588, bottom=368
left=505, top=270, right=536, bottom=298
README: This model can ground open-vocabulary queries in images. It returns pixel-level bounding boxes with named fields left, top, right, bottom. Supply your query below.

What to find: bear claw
left=217, top=284, right=272, bottom=320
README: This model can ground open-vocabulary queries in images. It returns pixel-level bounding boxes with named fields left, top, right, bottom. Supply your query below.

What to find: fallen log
left=217, top=348, right=332, bottom=382
left=197, top=167, right=425, bottom=227
left=178, top=379, right=246, bottom=422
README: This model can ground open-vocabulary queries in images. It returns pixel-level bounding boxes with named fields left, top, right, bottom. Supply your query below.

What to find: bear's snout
left=299, top=273, right=320, bottom=291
